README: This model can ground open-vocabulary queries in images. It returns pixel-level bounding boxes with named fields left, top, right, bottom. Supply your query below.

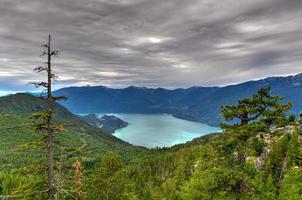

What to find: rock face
left=79, top=114, right=128, bottom=133
left=247, top=125, right=299, bottom=170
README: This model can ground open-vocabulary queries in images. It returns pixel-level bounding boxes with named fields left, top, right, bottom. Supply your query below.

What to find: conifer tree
left=32, top=34, right=66, bottom=200
left=220, top=87, right=291, bottom=193
left=221, top=87, right=291, bottom=162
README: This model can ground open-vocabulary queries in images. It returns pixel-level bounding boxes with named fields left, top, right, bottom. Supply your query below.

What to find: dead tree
left=32, top=34, right=66, bottom=200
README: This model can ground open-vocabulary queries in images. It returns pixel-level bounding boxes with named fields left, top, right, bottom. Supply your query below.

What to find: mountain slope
left=0, top=93, right=124, bottom=143
left=0, top=93, right=152, bottom=170
left=184, top=74, right=302, bottom=124
left=54, top=73, right=302, bottom=126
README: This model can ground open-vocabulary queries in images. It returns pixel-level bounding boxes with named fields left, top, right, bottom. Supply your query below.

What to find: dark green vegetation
left=79, top=114, right=128, bottom=133
left=0, top=94, right=152, bottom=199
left=54, top=73, right=302, bottom=126
left=0, top=88, right=302, bottom=199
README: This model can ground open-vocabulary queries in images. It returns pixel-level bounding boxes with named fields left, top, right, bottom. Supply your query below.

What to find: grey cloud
left=0, top=0, right=302, bottom=92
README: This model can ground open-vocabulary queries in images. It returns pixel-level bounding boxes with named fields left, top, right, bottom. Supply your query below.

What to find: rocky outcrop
left=79, top=114, right=128, bottom=133
left=248, top=125, right=298, bottom=170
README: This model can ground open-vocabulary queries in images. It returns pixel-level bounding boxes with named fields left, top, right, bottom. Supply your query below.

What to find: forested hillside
left=0, top=93, right=153, bottom=198
left=0, top=88, right=301, bottom=199
left=82, top=87, right=302, bottom=200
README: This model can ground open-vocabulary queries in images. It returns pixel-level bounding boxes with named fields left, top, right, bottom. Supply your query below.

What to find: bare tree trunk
left=236, top=179, right=247, bottom=196
left=46, top=34, right=55, bottom=200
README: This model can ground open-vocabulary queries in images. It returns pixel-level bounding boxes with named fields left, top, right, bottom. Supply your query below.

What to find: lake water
left=100, top=113, right=221, bottom=148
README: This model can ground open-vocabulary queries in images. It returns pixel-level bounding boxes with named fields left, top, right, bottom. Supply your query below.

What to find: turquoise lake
left=99, top=113, right=221, bottom=148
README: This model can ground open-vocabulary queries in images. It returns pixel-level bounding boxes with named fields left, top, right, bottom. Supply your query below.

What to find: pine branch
left=50, top=50, right=59, bottom=56
left=40, top=51, right=47, bottom=57
left=52, top=96, right=68, bottom=101
left=34, top=66, right=48, bottom=72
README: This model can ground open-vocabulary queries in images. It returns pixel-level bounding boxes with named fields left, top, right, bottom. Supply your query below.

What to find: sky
left=0, top=0, right=302, bottom=93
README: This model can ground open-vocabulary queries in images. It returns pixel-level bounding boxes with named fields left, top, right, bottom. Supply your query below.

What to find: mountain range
left=0, top=78, right=301, bottom=199
left=53, top=73, right=302, bottom=126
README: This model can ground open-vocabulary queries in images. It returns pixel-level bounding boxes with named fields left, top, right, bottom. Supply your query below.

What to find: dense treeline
left=0, top=87, right=301, bottom=199
left=82, top=94, right=302, bottom=199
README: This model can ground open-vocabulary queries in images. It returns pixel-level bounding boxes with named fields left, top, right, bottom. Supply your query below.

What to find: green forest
left=0, top=88, right=301, bottom=199
left=0, top=36, right=301, bottom=200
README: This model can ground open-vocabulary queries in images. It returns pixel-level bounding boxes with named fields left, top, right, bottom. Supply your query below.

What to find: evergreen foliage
left=0, top=86, right=301, bottom=199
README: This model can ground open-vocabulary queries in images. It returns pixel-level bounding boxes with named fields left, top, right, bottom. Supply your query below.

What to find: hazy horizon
left=1, top=71, right=302, bottom=96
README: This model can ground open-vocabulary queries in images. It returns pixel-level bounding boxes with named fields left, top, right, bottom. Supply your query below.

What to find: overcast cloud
left=0, top=0, right=302, bottom=92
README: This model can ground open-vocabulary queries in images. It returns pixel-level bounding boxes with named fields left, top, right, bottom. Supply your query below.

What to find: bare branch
left=34, top=66, right=48, bottom=72
left=38, top=82, right=48, bottom=88
left=40, top=51, right=47, bottom=57
left=41, top=44, right=48, bottom=48
left=29, top=82, right=48, bottom=88
left=52, top=96, right=68, bottom=101
left=50, top=50, right=59, bottom=56
left=51, top=73, right=59, bottom=80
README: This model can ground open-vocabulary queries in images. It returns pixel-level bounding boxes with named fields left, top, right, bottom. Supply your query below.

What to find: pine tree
left=220, top=87, right=291, bottom=193
left=31, top=34, right=67, bottom=200
left=221, top=87, right=291, bottom=162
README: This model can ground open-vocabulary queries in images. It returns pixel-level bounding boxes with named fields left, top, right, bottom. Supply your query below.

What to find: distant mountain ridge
left=54, top=73, right=302, bottom=126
